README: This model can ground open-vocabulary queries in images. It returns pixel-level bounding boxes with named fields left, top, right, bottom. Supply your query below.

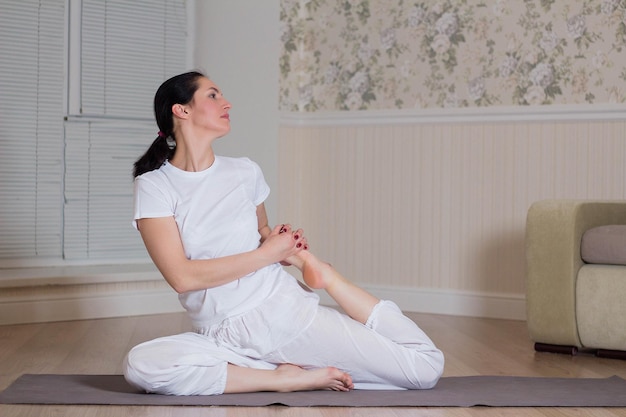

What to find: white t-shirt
left=133, top=156, right=318, bottom=330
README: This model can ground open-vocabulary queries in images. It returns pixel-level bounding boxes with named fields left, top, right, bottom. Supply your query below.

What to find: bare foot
left=275, top=364, right=353, bottom=392
left=298, top=251, right=335, bottom=290
left=225, top=363, right=353, bottom=394
left=284, top=250, right=332, bottom=289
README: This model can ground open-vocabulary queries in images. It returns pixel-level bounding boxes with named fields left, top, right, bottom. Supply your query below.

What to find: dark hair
left=133, top=71, right=206, bottom=177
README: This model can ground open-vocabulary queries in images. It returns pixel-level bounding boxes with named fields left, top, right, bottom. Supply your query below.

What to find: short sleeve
left=132, top=175, right=175, bottom=229
left=246, top=158, right=270, bottom=206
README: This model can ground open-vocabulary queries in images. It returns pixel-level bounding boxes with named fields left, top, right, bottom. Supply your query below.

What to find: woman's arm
left=256, top=203, right=273, bottom=243
left=137, top=214, right=304, bottom=294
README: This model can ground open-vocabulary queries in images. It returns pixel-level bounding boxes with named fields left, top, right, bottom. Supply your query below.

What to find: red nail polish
left=296, top=243, right=302, bottom=248
left=294, top=234, right=300, bottom=240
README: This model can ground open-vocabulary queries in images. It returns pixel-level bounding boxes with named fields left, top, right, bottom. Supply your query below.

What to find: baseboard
left=0, top=281, right=526, bottom=325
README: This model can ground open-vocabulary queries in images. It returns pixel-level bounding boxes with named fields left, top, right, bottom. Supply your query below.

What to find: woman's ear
left=172, top=104, right=189, bottom=118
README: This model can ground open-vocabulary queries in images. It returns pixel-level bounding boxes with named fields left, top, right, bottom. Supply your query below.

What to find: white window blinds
left=0, top=0, right=65, bottom=261
left=79, top=0, right=188, bottom=119
left=1, top=0, right=190, bottom=265
left=63, top=120, right=158, bottom=260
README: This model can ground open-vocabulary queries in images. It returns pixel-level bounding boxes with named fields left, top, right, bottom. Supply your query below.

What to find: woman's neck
left=169, top=141, right=216, bottom=172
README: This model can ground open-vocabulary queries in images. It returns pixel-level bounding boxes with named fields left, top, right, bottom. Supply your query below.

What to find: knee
left=408, top=349, right=445, bottom=390
left=122, top=343, right=161, bottom=394
left=123, top=337, right=228, bottom=396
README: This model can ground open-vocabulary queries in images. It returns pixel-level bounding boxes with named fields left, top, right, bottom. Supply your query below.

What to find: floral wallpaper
left=279, top=0, right=626, bottom=111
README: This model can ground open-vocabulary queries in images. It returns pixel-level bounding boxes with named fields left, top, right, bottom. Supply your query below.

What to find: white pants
left=124, top=300, right=444, bottom=395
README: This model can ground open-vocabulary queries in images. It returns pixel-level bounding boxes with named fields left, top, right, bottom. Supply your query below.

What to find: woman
left=124, top=71, right=444, bottom=395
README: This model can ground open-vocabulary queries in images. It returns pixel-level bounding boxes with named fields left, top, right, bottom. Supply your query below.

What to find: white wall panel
left=278, top=119, right=626, bottom=301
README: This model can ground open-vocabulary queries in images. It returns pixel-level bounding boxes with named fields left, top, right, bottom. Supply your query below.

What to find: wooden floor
left=2, top=310, right=626, bottom=416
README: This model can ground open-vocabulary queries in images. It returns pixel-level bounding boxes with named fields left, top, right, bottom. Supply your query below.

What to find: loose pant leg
left=123, top=332, right=276, bottom=395
left=267, top=300, right=444, bottom=390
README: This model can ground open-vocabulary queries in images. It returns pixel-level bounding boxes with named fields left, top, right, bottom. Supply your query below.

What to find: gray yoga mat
left=1, top=374, right=626, bottom=407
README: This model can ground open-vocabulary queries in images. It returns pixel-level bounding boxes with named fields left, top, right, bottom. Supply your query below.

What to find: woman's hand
left=260, top=223, right=308, bottom=264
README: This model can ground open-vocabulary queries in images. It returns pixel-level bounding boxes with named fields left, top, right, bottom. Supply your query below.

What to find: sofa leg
left=534, top=342, right=578, bottom=356
left=596, top=349, right=626, bottom=360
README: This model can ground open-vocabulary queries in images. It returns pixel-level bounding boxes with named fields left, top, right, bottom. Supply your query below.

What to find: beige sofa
left=525, top=199, right=626, bottom=359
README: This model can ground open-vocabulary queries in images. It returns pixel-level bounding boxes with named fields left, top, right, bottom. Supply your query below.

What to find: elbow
left=153, top=256, right=205, bottom=294
left=163, top=267, right=216, bottom=294
left=159, top=269, right=195, bottom=294
left=156, top=258, right=228, bottom=294
left=170, top=282, right=189, bottom=295
left=167, top=275, right=195, bottom=294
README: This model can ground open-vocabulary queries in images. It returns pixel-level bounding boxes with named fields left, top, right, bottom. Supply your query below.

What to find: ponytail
left=133, top=133, right=175, bottom=177
left=132, top=71, right=205, bottom=177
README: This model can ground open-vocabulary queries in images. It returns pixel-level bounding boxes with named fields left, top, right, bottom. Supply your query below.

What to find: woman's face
left=186, top=77, right=232, bottom=138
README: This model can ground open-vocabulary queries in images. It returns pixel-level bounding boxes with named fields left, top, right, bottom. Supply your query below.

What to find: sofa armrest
left=526, top=200, right=626, bottom=347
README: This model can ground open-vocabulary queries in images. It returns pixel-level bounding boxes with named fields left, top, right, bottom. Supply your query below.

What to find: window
left=0, top=0, right=191, bottom=267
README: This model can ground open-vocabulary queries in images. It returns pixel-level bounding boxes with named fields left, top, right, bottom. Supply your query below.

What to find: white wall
left=194, top=1, right=281, bottom=219
left=278, top=118, right=626, bottom=321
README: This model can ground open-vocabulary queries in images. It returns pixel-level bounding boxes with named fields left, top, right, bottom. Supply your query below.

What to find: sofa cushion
left=577, top=264, right=626, bottom=350
left=581, top=225, right=626, bottom=265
